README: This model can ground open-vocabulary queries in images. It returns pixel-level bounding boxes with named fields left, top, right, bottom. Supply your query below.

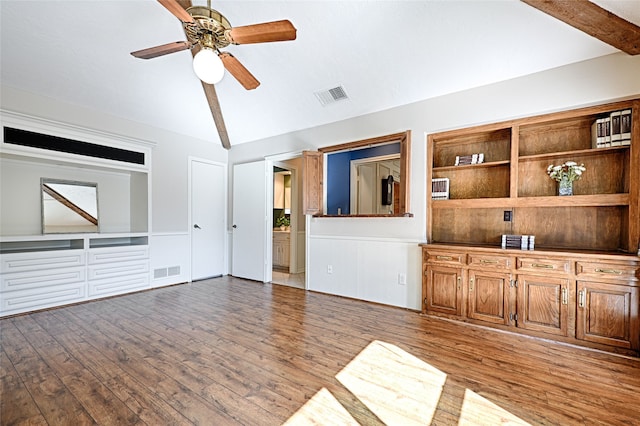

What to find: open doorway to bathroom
left=272, top=159, right=305, bottom=289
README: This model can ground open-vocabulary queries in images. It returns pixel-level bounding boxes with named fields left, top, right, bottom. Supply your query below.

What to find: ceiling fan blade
left=130, top=41, right=191, bottom=59
left=157, top=0, right=194, bottom=23
left=174, top=0, right=231, bottom=149
left=227, top=20, right=297, bottom=44
left=219, top=52, right=260, bottom=90
left=201, top=82, right=231, bottom=149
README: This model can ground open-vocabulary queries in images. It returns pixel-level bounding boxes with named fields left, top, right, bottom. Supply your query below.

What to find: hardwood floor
left=2, top=276, right=639, bottom=425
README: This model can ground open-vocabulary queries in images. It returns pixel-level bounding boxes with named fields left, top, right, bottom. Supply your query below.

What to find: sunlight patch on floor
left=285, top=340, right=531, bottom=425
left=336, top=340, right=447, bottom=425
left=459, top=388, right=531, bottom=426
left=282, top=387, right=358, bottom=425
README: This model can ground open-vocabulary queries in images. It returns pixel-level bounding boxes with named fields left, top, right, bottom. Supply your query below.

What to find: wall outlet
left=327, top=265, right=333, bottom=274
left=503, top=210, right=512, bottom=222
left=398, top=273, right=406, bottom=285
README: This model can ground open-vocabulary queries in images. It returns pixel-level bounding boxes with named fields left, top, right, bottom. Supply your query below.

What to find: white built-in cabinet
left=0, top=110, right=154, bottom=317
left=273, top=231, right=290, bottom=268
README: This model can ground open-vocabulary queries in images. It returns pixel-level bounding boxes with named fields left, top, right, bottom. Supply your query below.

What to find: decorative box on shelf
left=431, top=178, right=450, bottom=200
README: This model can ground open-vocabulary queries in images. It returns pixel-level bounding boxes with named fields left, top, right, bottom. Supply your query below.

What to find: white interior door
left=232, top=161, right=268, bottom=282
left=191, top=159, right=225, bottom=281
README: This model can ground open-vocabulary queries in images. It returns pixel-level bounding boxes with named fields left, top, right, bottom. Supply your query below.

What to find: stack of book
left=454, top=153, right=484, bottom=166
left=501, top=234, right=535, bottom=250
left=592, top=109, right=632, bottom=148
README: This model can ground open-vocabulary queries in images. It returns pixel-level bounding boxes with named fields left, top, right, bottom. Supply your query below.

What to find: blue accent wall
left=326, top=143, right=400, bottom=215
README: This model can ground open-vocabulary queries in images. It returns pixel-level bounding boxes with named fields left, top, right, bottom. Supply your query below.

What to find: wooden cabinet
left=422, top=245, right=639, bottom=355
left=424, top=265, right=462, bottom=317
left=576, top=280, right=639, bottom=350
left=467, top=269, right=510, bottom=325
left=516, top=274, right=569, bottom=337
left=423, top=98, right=639, bottom=355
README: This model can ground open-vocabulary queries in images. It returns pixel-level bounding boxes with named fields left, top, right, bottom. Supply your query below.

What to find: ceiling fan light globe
left=193, top=48, right=225, bottom=84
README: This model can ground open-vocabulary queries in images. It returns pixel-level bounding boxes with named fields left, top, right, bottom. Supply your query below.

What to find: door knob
left=232, top=224, right=237, bottom=228
left=194, top=224, right=201, bottom=229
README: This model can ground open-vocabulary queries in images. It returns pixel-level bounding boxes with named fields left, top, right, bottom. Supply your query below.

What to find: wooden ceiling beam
left=522, top=0, right=640, bottom=55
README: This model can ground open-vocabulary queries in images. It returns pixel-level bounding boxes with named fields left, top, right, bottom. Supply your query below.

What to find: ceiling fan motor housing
left=184, top=6, right=232, bottom=50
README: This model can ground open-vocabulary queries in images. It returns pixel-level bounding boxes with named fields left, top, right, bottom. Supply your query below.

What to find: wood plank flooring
left=2, top=276, right=640, bottom=425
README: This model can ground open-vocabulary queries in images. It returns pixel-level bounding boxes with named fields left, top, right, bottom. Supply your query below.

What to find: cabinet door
left=467, top=270, right=510, bottom=325
left=424, top=265, right=462, bottom=317
left=516, top=275, right=569, bottom=337
left=576, top=281, right=639, bottom=350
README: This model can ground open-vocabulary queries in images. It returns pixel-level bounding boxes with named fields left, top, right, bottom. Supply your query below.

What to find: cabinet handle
left=436, top=255, right=453, bottom=261
left=480, top=259, right=499, bottom=264
left=469, top=278, right=474, bottom=292
left=532, top=263, right=554, bottom=269
left=561, top=287, right=568, bottom=305
left=594, top=268, right=622, bottom=275
left=457, top=276, right=461, bottom=290
left=578, top=290, right=585, bottom=308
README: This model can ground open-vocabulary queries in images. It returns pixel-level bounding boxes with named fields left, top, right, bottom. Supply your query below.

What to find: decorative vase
left=558, top=176, right=573, bottom=196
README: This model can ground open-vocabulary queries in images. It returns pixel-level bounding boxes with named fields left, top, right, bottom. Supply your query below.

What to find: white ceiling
left=1, top=1, right=638, bottom=148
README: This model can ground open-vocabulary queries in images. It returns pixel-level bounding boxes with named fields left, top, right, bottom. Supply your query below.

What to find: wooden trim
left=318, top=131, right=409, bottom=153
left=629, top=100, right=640, bottom=253
left=431, top=98, right=639, bottom=141
left=302, top=150, right=323, bottom=215
left=510, top=125, right=519, bottom=199
left=426, top=134, right=435, bottom=242
left=521, top=0, right=640, bottom=55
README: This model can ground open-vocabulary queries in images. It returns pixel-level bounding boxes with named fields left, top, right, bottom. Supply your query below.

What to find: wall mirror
left=41, top=178, right=99, bottom=233
left=303, top=131, right=411, bottom=216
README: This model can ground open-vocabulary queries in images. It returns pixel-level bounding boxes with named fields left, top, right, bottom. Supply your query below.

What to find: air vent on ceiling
left=314, top=85, right=349, bottom=106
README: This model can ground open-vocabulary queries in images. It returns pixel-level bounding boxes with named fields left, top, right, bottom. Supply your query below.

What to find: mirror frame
left=41, top=178, right=100, bottom=234
left=310, top=130, right=411, bottom=217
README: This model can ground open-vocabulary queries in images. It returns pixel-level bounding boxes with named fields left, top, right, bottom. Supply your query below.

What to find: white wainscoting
left=307, top=235, right=422, bottom=310
left=150, top=233, right=190, bottom=287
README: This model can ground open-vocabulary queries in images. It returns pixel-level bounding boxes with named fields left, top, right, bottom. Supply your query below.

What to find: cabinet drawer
left=517, top=257, right=570, bottom=274
left=1, top=250, right=85, bottom=274
left=1, top=283, right=86, bottom=316
left=468, top=254, right=511, bottom=269
left=575, top=261, right=638, bottom=281
left=88, top=246, right=149, bottom=265
left=1, top=267, right=85, bottom=292
left=88, top=260, right=149, bottom=281
left=424, top=250, right=466, bottom=265
left=88, top=274, right=150, bottom=297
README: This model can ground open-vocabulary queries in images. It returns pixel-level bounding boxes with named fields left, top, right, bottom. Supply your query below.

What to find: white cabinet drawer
left=88, top=260, right=149, bottom=281
left=1, top=283, right=86, bottom=316
left=1, top=267, right=85, bottom=292
left=88, top=274, right=150, bottom=298
left=1, top=250, right=85, bottom=274
left=88, top=246, right=149, bottom=265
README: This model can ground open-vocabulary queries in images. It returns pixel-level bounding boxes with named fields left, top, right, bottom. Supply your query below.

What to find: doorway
left=271, top=158, right=305, bottom=289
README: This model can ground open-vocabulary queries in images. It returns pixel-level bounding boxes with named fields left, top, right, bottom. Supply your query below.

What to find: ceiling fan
left=131, top=0, right=297, bottom=149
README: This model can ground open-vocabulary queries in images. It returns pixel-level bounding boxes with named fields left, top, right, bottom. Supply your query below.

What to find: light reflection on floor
left=285, top=340, right=530, bottom=425
left=271, top=270, right=305, bottom=289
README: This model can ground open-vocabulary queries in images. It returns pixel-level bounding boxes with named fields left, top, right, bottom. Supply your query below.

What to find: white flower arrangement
left=546, top=161, right=586, bottom=183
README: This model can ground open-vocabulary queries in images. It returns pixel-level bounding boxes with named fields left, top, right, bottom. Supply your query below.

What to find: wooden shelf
left=519, top=145, right=630, bottom=162
left=433, top=160, right=510, bottom=172
left=427, top=97, right=638, bottom=253
left=514, top=193, right=629, bottom=207
left=431, top=193, right=629, bottom=209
